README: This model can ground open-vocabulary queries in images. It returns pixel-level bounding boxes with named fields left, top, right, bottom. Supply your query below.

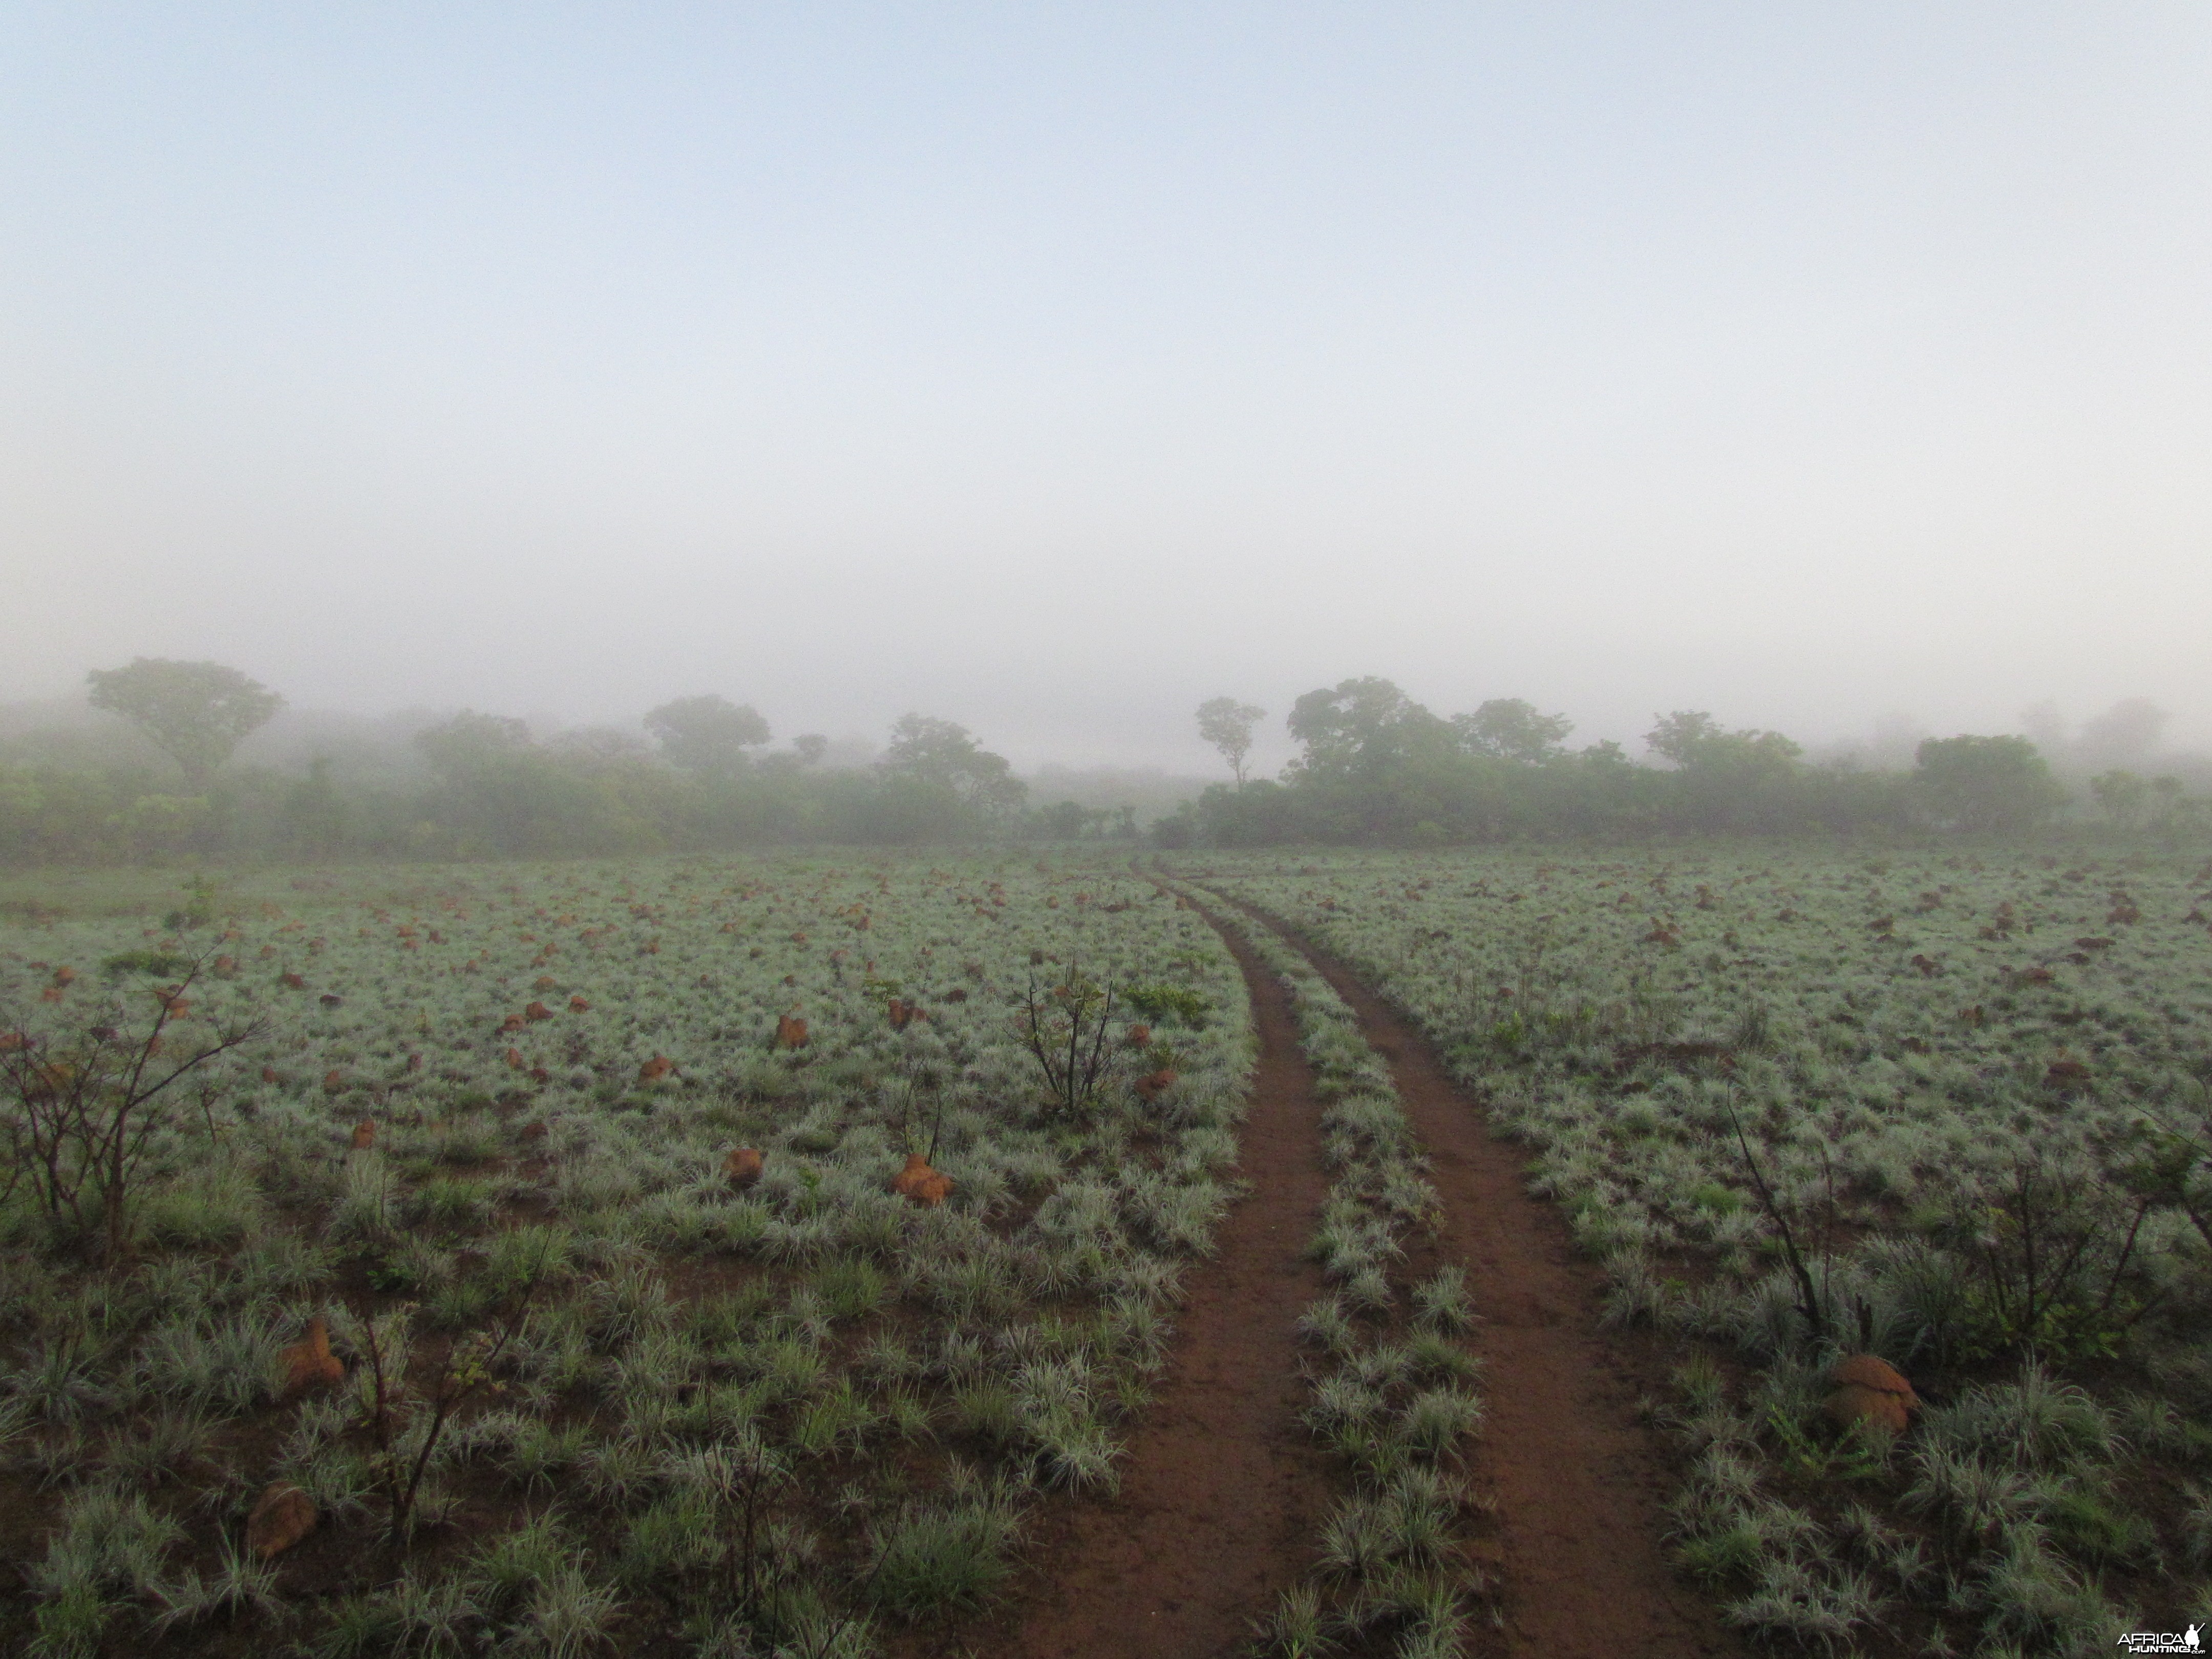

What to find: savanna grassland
left=0, top=856, right=1282, bottom=1657
left=1184, top=846, right=2212, bottom=1653
left=5, top=842, right=2209, bottom=1659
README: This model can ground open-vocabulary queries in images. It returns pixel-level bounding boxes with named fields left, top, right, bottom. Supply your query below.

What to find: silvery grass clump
left=460, top=1508, right=621, bottom=1656
left=1201, top=899, right=1491, bottom=1655
left=23, top=1477, right=185, bottom=1656
left=1652, top=1325, right=2150, bottom=1650
left=867, top=1486, right=1025, bottom=1619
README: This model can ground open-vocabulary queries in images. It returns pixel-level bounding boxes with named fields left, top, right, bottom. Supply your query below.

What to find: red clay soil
left=1206, top=890, right=1745, bottom=1659
left=970, top=910, right=1337, bottom=1659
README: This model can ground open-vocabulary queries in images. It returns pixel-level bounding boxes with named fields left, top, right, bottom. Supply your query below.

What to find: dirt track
left=983, top=886, right=1738, bottom=1658
left=1209, top=889, right=1742, bottom=1659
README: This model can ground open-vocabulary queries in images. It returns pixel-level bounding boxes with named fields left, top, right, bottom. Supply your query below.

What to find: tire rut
left=979, top=904, right=1337, bottom=1659
left=1200, top=889, right=1746, bottom=1659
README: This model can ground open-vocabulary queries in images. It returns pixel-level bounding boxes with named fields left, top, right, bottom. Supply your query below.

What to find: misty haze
left=5, top=10, right=2211, bottom=1659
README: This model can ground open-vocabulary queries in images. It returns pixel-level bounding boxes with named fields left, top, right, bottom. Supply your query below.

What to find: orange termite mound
left=1134, top=1068, right=1179, bottom=1102
left=887, top=998, right=927, bottom=1031
left=775, top=1015, right=809, bottom=1050
left=281, top=972, right=307, bottom=989
left=1823, top=1354, right=1919, bottom=1436
left=322, top=1069, right=346, bottom=1094
left=534, top=974, right=559, bottom=991
left=569, top=994, right=591, bottom=1012
left=279, top=1317, right=345, bottom=1398
left=505, top=1047, right=528, bottom=1071
left=350, top=1119, right=376, bottom=1151
left=890, top=1152, right=954, bottom=1207
left=637, top=1054, right=675, bottom=1084
left=1123, top=1023, right=1153, bottom=1048
left=725, top=1146, right=764, bottom=1189
left=524, top=1001, right=555, bottom=1022
left=245, top=1483, right=317, bottom=1559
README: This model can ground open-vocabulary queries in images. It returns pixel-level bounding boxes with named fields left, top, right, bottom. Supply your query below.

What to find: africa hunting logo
left=2117, top=1626, right=2202, bottom=1655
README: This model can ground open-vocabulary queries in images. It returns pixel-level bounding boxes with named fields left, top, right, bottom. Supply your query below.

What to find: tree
left=1912, top=734, right=2068, bottom=833
left=1195, top=697, right=1266, bottom=786
left=1451, top=698, right=1573, bottom=763
left=1644, top=710, right=1801, bottom=773
left=85, top=658, right=283, bottom=791
left=1286, top=677, right=1452, bottom=776
left=878, top=715, right=1027, bottom=816
left=1644, top=711, right=1806, bottom=833
left=644, top=694, right=772, bottom=775
left=1282, top=677, right=1463, bottom=842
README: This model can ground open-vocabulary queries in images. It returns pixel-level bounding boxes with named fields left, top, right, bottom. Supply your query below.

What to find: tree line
left=2, top=660, right=1120, bottom=861
left=1159, top=677, right=2204, bottom=847
left=1, top=660, right=2200, bottom=862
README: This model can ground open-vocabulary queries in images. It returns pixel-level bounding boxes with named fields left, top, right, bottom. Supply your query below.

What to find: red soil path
left=976, top=909, right=1337, bottom=1659
left=1207, top=889, right=1744, bottom=1659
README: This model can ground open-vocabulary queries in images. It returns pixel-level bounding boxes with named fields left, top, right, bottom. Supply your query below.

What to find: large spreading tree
left=644, top=694, right=772, bottom=776
left=85, top=658, right=284, bottom=791
left=1452, top=697, right=1574, bottom=763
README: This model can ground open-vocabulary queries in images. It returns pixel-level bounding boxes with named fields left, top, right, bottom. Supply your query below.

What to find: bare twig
left=0, top=950, right=265, bottom=1257
left=1016, top=960, right=1117, bottom=1120
left=1723, top=1097, right=1828, bottom=1348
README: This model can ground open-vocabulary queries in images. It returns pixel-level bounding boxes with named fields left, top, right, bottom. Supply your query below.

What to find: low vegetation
left=0, top=856, right=1250, bottom=1655
left=1195, top=846, right=2212, bottom=1651
left=9, top=836, right=2204, bottom=1656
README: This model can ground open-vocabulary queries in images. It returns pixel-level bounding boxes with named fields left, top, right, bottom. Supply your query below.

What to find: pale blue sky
left=6, top=5, right=2208, bottom=769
